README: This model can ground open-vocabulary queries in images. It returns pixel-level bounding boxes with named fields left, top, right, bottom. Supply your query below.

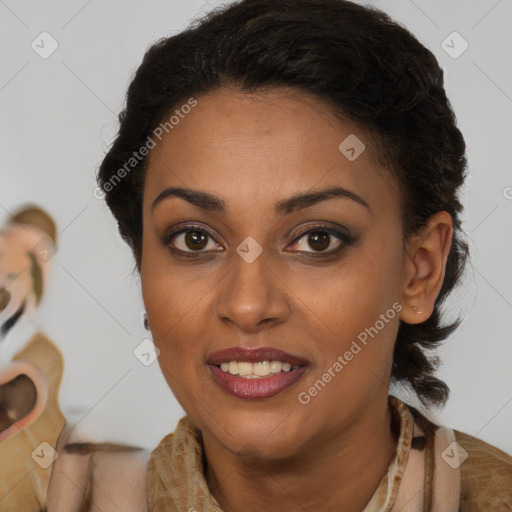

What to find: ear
left=399, top=211, right=453, bottom=324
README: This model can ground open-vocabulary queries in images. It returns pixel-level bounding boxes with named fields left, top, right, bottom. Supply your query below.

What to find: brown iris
left=308, top=231, right=330, bottom=251
left=185, top=230, right=208, bottom=250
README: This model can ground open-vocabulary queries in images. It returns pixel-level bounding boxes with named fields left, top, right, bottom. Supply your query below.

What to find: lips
left=207, top=346, right=309, bottom=399
left=207, top=346, right=309, bottom=366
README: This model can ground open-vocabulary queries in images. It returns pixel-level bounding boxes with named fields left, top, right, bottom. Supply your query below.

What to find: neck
left=203, top=393, right=398, bottom=512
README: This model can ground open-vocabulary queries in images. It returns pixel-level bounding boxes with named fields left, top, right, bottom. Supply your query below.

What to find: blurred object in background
left=0, top=205, right=65, bottom=512
left=0, top=206, right=57, bottom=341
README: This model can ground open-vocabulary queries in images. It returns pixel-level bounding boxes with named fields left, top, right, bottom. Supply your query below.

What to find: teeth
left=269, top=360, right=282, bottom=373
left=253, top=361, right=270, bottom=376
left=238, top=362, right=253, bottom=376
left=217, top=360, right=299, bottom=377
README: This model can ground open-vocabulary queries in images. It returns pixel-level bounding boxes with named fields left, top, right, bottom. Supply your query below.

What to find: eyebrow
left=151, top=185, right=370, bottom=216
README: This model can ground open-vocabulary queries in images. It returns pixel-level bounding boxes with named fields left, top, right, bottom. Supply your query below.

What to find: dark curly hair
left=97, top=0, right=469, bottom=407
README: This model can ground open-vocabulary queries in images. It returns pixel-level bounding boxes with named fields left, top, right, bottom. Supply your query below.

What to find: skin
left=140, top=87, right=453, bottom=512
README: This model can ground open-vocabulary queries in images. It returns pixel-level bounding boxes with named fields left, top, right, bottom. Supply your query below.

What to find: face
left=140, top=87, right=407, bottom=459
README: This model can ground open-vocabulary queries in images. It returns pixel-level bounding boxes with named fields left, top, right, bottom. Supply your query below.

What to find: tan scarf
left=146, top=396, right=461, bottom=511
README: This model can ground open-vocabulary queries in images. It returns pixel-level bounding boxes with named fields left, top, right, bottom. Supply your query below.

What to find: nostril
left=0, top=288, right=10, bottom=312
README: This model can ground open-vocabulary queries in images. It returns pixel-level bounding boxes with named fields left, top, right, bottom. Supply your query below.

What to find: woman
left=49, top=0, right=511, bottom=510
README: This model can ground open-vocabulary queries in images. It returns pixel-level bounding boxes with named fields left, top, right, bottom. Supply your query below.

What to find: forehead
left=143, top=88, right=399, bottom=216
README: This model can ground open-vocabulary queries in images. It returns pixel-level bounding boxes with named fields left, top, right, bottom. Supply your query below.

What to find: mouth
left=207, top=346, right=310, bottom=399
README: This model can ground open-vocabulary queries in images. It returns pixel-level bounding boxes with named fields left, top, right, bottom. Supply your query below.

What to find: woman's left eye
left=288, top=228, right=350, bottom=256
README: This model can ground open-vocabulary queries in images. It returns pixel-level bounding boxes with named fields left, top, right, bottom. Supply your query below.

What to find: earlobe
left=399, top=211, right=453, bottom=324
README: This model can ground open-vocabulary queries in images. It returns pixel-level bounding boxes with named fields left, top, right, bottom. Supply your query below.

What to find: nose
left=215, top=248, right=291, bottom=332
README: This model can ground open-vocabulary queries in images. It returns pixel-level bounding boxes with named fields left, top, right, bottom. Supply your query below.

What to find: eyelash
left=162, top=224, right=355, bottom=260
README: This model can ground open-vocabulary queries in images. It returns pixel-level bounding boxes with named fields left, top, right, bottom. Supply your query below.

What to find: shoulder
left=46, top=427, right=151, bottom=512
left=396, top=397, right=512, bottom=511
left=453, top=429, right=512, bottom=511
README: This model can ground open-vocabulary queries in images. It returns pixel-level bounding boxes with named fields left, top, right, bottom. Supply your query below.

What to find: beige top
left=46, top=395, right=512, bottom=511
left=146, top=396, right=512, bottom=512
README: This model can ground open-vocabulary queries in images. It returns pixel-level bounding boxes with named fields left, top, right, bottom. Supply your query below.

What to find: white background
left=1, top=0, right=511, bottom=453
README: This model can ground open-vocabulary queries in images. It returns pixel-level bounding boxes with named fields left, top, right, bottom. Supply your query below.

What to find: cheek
left=295, top=242, right=401, bottom=336
left=289, top=234, right=402, bottom=380
left=140, top=245, right=216, bottom=373
left=293, top=268, right=399, bottom=422
left=143, top=277, right=203, bottom=354
left=142, top=268, right=211, bottom=408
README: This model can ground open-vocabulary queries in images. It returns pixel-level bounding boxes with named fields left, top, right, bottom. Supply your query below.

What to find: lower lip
left=208, top=364, right=308, bottom=399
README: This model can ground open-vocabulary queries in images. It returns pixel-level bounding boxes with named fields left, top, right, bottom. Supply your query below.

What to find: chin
left=212, top=416, right=305, bottom=460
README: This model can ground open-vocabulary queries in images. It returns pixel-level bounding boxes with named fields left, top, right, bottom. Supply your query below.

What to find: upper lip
left=207, top=346, right=309, bottom=366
